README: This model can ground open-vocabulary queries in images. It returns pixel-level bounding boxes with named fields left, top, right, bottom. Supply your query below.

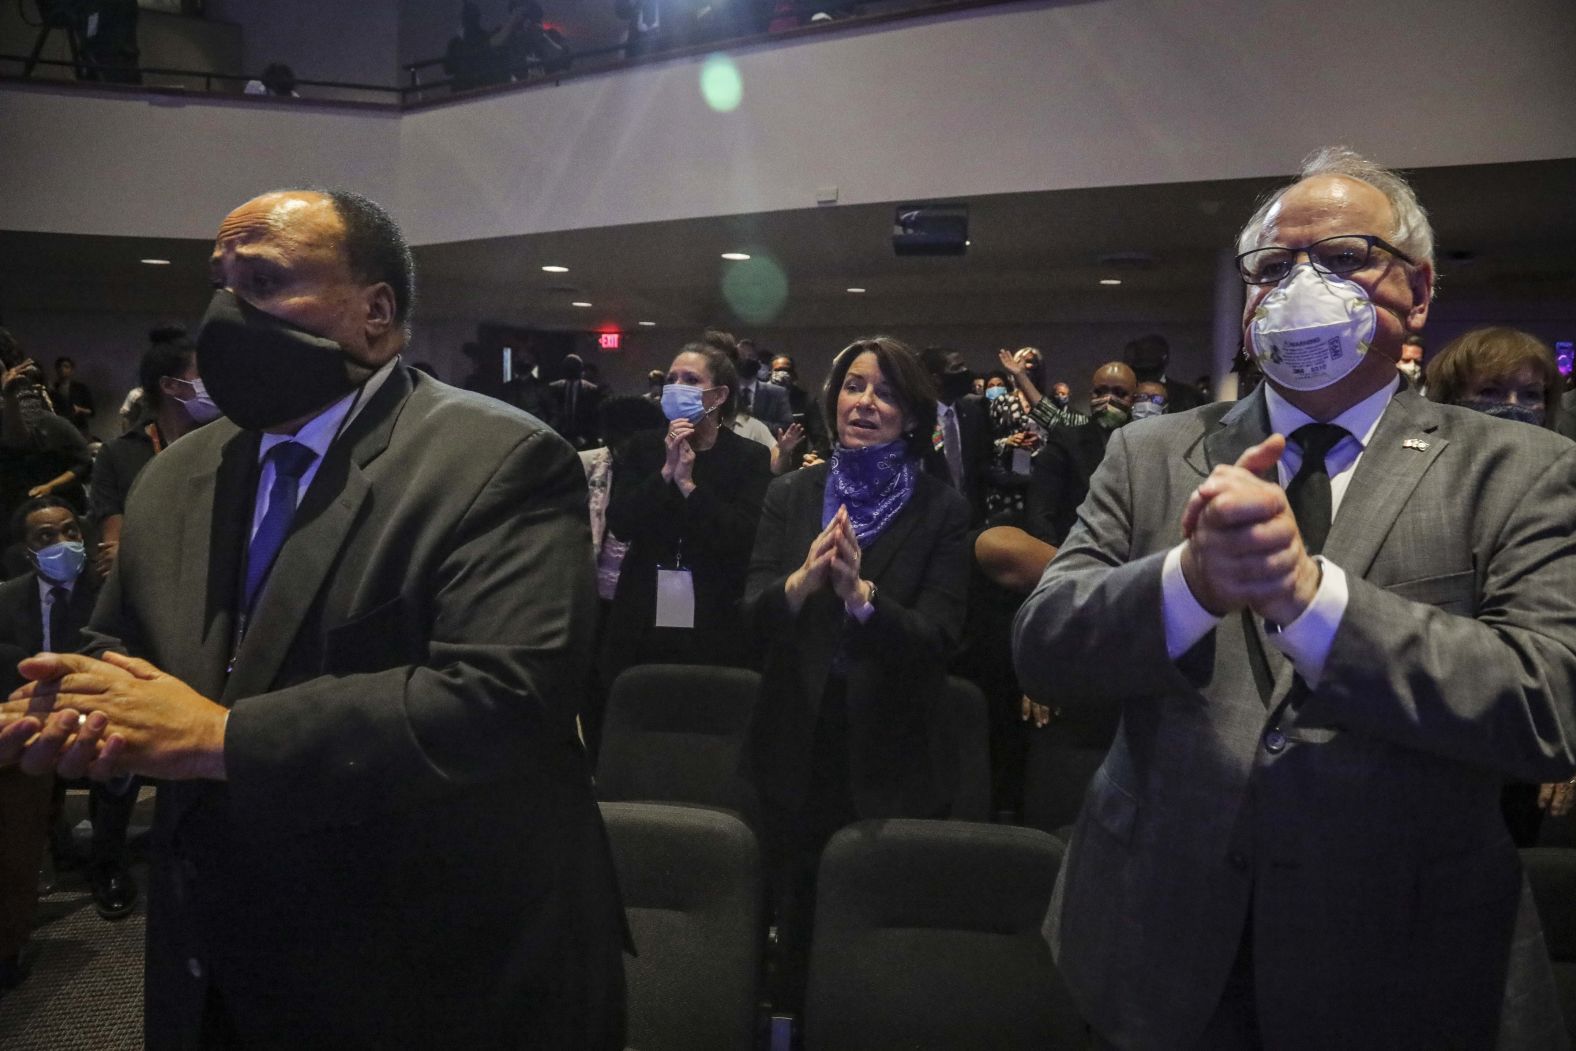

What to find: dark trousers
left=51, top=775, right=139, bottom=872
left=0, top=768, right=53, bottom=957
left=762, top=677, right=856, bottom=1014
left=1091, top=918, right=1260, bottom=1050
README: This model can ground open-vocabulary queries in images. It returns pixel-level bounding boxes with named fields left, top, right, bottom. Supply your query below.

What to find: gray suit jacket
left=1014, top=386, right=1576, bottom=1050
left=741, top=378, right=792, bottom=436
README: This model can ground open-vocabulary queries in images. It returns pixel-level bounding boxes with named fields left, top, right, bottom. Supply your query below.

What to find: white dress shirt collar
left=1264, top=375, right=1399, bottom=457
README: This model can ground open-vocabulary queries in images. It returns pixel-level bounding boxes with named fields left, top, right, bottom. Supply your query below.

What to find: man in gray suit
left=0, top=189, right=626, bottom=1048
left=1015, top=147, right=1576, bottom=1050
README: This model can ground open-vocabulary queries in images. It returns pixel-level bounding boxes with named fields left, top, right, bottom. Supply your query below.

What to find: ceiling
left=2, top=157, right=1572, bottom=335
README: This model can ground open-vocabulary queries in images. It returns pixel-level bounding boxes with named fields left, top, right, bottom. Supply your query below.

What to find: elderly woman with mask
left=1424, top=326, right=1575, bottom=843
left=744, top=335, right=970, bottom=1008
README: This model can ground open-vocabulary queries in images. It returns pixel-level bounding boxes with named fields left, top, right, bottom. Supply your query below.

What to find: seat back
left=601, top=802, right=764, bottom=1051
left=942, top=676, right=992, bottom=821
left=1521, top=847, right=1576, bottom=1041
left=596, top=664, right=761, bottom=825
left=804, top=819, right=1084, bottom=1050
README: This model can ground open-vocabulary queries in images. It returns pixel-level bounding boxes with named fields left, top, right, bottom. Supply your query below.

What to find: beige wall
left=5, top=0, right=1575, bottom=241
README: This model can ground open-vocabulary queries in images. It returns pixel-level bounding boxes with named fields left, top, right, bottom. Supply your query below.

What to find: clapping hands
left=784, top=505, right=872, bottom=614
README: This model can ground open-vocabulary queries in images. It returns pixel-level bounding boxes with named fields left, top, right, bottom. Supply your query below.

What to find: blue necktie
left=244, top=441, right=318, bottom=611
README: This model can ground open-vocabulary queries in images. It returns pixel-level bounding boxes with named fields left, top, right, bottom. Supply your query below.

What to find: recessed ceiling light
left=721, top=252, right=751, bottom=261
left=140, top=258, right=171, bottom=265
left=541, top=264, right=569, bottom=273
left=965, top=240, right=972, bottom=247
left=846, top=287, right=866, bottom=294
left=638, top=321, right=657, bottom=326
left=571, top=301, right=593, bottom=307
left=1099, top=278, right=1123, bottom=286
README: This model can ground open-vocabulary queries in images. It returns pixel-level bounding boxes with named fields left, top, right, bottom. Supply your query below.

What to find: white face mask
left=1397, top=360, right=1423, bottom=384
left=1131, top=400, right=1164, bottom=421
left=1248, top=265, right=1378, bottom=392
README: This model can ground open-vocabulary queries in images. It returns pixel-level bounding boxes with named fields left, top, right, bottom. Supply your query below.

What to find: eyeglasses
left=1235, top=234, right=1416, bottom=285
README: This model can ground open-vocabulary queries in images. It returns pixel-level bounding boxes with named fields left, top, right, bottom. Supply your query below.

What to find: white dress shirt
left=250, top=359, right=398, bottom=543
left=1161, top=376, right=1400, bottom=687
left=38, top=576, right=74, bottom=652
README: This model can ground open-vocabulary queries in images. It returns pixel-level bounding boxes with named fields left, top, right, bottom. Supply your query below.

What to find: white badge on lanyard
left=1011, top=447, right=1032, bottom=476
left=655, top=567, right=695, bottom=628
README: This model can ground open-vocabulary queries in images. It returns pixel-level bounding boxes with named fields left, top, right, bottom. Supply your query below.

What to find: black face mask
left=738, top=358, right=762, bottom=381
left=197, top=289, right=363, bottom=431
left=940, top=369, right=974, bottom=402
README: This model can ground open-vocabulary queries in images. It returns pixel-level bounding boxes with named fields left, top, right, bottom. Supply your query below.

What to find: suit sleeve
left=222, top=427, right=599, bottom=837
left=1025, top=437, right=1069, bottom=545
left=1013, top=426, right=1197, bottom=709
left=1301, top=445, right=1576, bottom=783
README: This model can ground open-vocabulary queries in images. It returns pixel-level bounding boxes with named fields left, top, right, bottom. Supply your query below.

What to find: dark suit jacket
left=743, top=465, right=970, bottom=819
left=1016, top=387, right=1576, bottom=1050
left=738, top=378, right=792, bottom=436
left=1025, top=420, right=1112, bottom=547
left=0, top=570, right=99, bottom=653
left=931, top=395, right=992, bottom=526
left=90, top=366, right=626, bottom=1050
left=602, top=426, right=770, bottom=681
left=549, top=378, right=605, bottom=448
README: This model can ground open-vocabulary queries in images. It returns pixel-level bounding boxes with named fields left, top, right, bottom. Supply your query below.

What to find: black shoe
left=0, top=942, right=39, bottom=994
left=90, top=866, right=138, bottom=921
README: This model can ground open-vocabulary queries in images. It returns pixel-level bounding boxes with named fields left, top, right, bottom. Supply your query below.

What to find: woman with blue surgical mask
left=600, top=342, right=773, bottom=691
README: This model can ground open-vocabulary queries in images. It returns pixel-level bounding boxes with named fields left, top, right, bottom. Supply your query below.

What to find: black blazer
left=1027, top=420, right=1112, bottom=547
left=89, top=366, right=626, bottom=1050
left=0, top=569, right=99, bottom=653
left=935, top=394, right=993, bottom=525
left=602, top=425, right=771, bottom=680
left=743, top=465, right=970, bottom=819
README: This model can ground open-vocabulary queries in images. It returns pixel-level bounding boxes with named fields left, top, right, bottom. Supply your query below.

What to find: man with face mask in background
left=1397, top=335, right=1425, bottom=393
left=922, top=346, right=992, bottom=526
left=0, top=497, right=101, bottom=995
left=1131, top=380, right=1169, bottom=423
left=1016, top=148, right=1576, bottom=1049
left=1025, top=362, right=1136, bottom=549
left=0, top=189, right=627, bottom=1049
left=731, top=337, right=792, bottom=438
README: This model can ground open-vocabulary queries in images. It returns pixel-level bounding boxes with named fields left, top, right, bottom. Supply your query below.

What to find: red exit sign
left=598, top=332, right=622, bottom=351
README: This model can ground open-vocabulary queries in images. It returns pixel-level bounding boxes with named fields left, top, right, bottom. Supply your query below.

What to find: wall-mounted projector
left=893, top=203, right=968, bottom=256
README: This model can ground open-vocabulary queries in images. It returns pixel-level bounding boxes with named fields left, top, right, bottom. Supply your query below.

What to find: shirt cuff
left=1264, top=557, right=1348, bottom=688
left=1162, top=544, right=1223, bottom=660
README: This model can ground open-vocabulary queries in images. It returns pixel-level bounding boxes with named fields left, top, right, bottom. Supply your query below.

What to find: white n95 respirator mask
left=1248, top=265, right=1378, bottom=392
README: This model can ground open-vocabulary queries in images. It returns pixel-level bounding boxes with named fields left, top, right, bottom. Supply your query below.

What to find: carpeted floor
left=0, top=788, right=152, bottom=1051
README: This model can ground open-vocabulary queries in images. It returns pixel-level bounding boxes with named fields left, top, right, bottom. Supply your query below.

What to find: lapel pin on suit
left=1402, top=438, right=1430, bottom=451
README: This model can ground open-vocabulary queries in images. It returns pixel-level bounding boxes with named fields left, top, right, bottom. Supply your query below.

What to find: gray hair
left=1236, top=146, right=1436, bottom=276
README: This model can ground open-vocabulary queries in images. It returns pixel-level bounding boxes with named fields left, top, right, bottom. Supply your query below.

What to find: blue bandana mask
left=32, top=540, right=86, bottom=585
left=985, top=386, right=1007, bottom=402
left=660, top=383, right=712, bottom=424
left=823, top=439, right=918, bottom=547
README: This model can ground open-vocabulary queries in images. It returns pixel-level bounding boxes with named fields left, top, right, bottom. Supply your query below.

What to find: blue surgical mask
left=172, top=377, right=223, bottom=424
left=32, top=540, right=86, bottom=584
left=661, top=383, right=712, bottom=423
left=985, top=386, right=1007, bottom=401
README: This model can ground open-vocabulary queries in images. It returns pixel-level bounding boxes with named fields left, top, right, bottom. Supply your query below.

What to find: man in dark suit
left=1124, top=333, right=1205, bottom=413
left=1016, top=148, right=1576, bottom=1049
left=1, top=189, right=626, bottom=1049
left=549, top=352, right=605, bottom=449
left=1026, top=361, right=1136, bottom=548
left=921, top=347, right=993, bottom=526
left=734, top=339, right=792, bottom=437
